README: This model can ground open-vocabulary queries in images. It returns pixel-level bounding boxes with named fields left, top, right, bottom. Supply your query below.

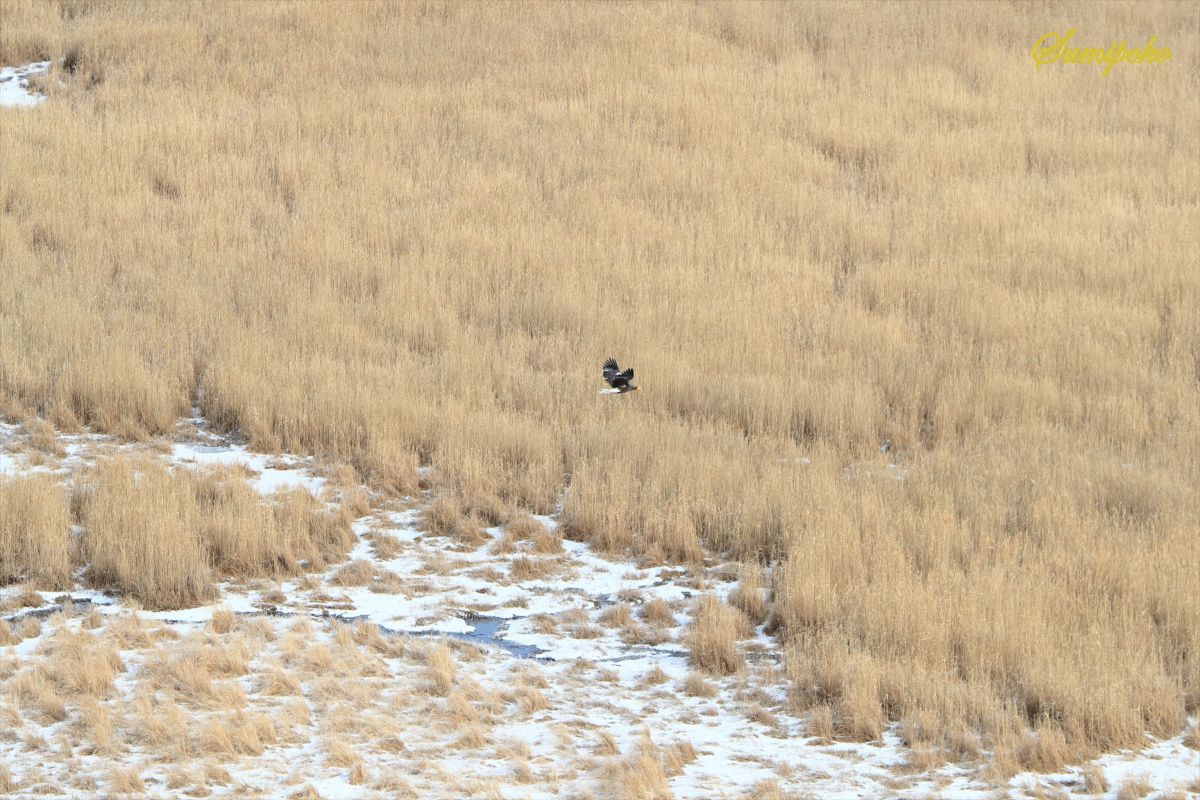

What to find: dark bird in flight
left=602, top=358, right=637, bottom=393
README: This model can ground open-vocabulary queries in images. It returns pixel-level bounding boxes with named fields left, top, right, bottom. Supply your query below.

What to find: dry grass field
left=1, top=0, right=1198, bottom=782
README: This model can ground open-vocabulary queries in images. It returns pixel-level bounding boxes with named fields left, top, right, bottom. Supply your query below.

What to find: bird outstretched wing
left=603, top=358, right=621, bottom=386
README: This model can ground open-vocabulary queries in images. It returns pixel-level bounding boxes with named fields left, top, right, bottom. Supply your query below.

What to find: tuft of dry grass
left=640, top=599, right=676, bottom=628
left=0, top=476, right=71, bottom=588
left=337, top=486, right=373, bottom=519
left=595, top=731, right=621, bottom=757
left=643, top=665, right=669, bottom=687
left=16, top=616, right=41, bottom=639
left=683, top=673, right=717, bottom=699
left=210, top=606, right=236, bottom=635
left=451, top=515, right=489, bottom=548
left=22, top=417, right=65, bottom=456
left=605, top=735, right=672, bottom=800
left=463, top=493, right=508, bottom=527
left=109, top=767, right=144, bottom=794
left=599, top=603, right=634, bottom=629
left=421, top=497, right=465, bottom=538
left=531, top=527, right=564, bottom=555
left=518, top=687, right=550, bottom=716
left=326, top=740, right=363, bottom=769
left=13, top=584, right=44, bottom=608
left=729, top=564, right=769, bottom=626
left=42, top=628, right=123, bottom=699
left=1081, top=763, right=1108, bottom=795
left=506, top=514, right=547, bottom=540
left=1115, top=775, right=1153, bottom=800
left=663, top=739, right=698, bottom=777
left=79, top=462, right=355, bottom=609
left=81, top=699, right=119, bottom=756
left=267, top=488, right=356, bottom=572
left=9, top=669, right=67, bottom=724
left=426, top=643, right=456, bottom=696
left=81, top=462, right=216, bottom=609
left=1183, top=720, right=1199, bottom=750
left=686, top=595, right=747, bottom=676
left=330, top=559, right=377, bottom=587
left=456, top=724, right=490, bottom=750
left=808, top=705, right=835, bottom=739
left=369, top=532, right=403, bottom=560
left=259, top=669, right=302, bottom=697
left=504, top=515, right=564, bottom=554
left=510, top=555, right=554, bottom=582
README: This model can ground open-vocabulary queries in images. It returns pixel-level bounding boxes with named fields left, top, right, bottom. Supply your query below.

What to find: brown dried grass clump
left=1184, top=720, right=1199, bottom=750
left=81, top=462, right=216, bottom=610
left=463, top=492, right=508, bottom=526
left=808, top=705, right=835, bottom=739
left=259, top=669, right=302, bottom=697
left=1115, top=775, right=1153, bottom=800
left=42, top=627, right=123, bottom=698
left=532, top=528, right=563, bottom=554
left=682, top=673, right=717, bottom=698
left=108, top=767, right=144, bottom=795
left=210, top=606, right=236, bottom=635
left=640, top=599, right=676, bottom=628
left=187, top=468, right=291, bottom=575
left=22, top=417, right=65, bottom=456
left=599, top=603, right=634, bottom=628
left=451, top=515, right=489, bottom=548
left=505, top=514, right=563, bottom=554
left=426, top=643, right=456, bottom=696
left=0, top=476, right=71, bottom=589
left=505, top=514, right=547, bottom=541
left=686, top=595, right=748, bottom=676
left=131, top=693, right=190, bottom=755
left=421, top=497, right=464, bottom=538
left=269, top=488, right=355, bottom=571
left=663, top=739, right=698, bottom=776
left=1082, top=763, right=1108, bottom=795
left=642, top=665, right=669, bottom=686
left=9, top=669, right=67, bottom=724
left=330, top=559, right=377, bottom=587
left=729, top=564, right=769, bottom=626
left=604, top=735, right=672, bottom=800
left=517, top=687, right=550, bottom=716
left=369, top=532, right=403, bottom=560
left=81, top=698, right=120, bottom=757
left=510, top=555, right=553, bottom=582
left=13, top=584, right=44, bottom=608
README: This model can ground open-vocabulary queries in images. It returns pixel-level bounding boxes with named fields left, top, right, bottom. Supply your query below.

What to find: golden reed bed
left=1, top=0, right=1197, bottom=770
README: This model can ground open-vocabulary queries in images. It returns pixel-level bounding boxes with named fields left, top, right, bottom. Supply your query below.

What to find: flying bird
left=602, top=357, right=637, bottom=393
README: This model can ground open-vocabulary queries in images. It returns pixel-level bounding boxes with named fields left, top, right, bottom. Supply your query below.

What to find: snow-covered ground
left=0, top=61, right=49, bottom=108
left=0, top=415, right=1196, bottom=799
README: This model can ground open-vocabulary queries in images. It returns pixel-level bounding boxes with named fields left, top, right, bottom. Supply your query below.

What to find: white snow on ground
left=0, top=61, right=50, bottom=107
left=0, top=415, right=1197, bottom=799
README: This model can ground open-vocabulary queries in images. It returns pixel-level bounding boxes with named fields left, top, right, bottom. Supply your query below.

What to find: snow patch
left=0, top=60, right=50, bottom=107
